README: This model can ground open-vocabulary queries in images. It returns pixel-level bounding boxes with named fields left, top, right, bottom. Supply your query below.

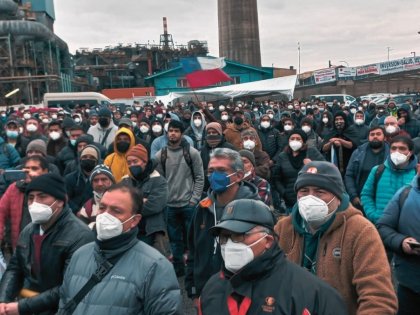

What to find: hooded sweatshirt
left=185, top=111, right=207, bottom=150
left=104, top=127, right=135, bottom=182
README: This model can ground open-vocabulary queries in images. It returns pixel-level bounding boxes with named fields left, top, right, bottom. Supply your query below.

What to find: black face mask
left=129, top=165, right=143, bottom=180
left=99, top=117, right=109, bottom=128
left=116, top=141, right=130, bottom=153
left=234, top=117, right=243, bottom=125
left=80, top=159, right=96, bottom=173
left=369, top=140, right=383, bottom=149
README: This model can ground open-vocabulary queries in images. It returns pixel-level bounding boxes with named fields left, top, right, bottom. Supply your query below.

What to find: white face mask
left=51, top=114, right=58, bottom=120
left=268, top=114, right=274, bottom=119
left=354, top=119, right=364, bottom=126
left=152, top=125, right=162, bottom=133
left=289, top=140, right=303, bottom=151
left=298, top=195, right=336, bottom=230
left=244, top=170, right=253, bottom=179
left=301, top=125, right=311, bottom=134
left=390, top=151, right=408, bottom=166
left=140, top=126, right=149, bottom=133
left=287, top=105, right=293, bottom=110
left=193, top=119, right=202, bottom=127
left=260, top=121, right=270, bottom=129
left=49, top=131, right=61, bottom=140
left=322, top=118, right=329, bottom=124
left=156, top=114, right=163, bottom=119
left=350, top=108, right=357, bottom=114
left=23, top=113, right=31, bottom=120
left=253, top=108, right=258, bottom=112
left=385, top=125, right=397, bottom=134
left=96, top=212, right=135, bottom=240
left=74, top=117, right=81, bottom=123
left=243, top=140, right=256, bottom=150
left=221, top=115, right=229, bottom=121
left=219, top=105, right=225, bottom=111
left=26, top=124, right=37, bottom=132
left=209, top=106, right=214, bottom=111
left=42, top=118, right=50, bottom=124
left=164, top=123, right=169, bottom=132
left=29, top=200, right=57, bottom=224
left=221, top=235, right=267, bottom=273
left=284, top=125, right=293, bottom=131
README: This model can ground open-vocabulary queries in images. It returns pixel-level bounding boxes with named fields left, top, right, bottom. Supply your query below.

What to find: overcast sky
left=54, top=0, right=420, bottom=72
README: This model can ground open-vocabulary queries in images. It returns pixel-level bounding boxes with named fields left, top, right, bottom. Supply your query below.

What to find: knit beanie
left=206, top=122, right=223, bottom=135
left=89, top=164, right=115, bottom=183
left=126, top=144, right=148, bottom=163
left=26, top=139, right=47, bottom=156
left=26, top=173, right=67, bottom=202
left=288, top=129, right=308, bottom=143
left=98, top=107, right=112, bottom=117
left=80, top=145, right=99, bottom=160
left=239, top=150, right=256, bottom=167
left=295, top=161, right=345, bottom=200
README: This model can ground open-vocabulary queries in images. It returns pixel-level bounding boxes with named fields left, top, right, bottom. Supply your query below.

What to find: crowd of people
left=0, top=96, right=418, bottom=314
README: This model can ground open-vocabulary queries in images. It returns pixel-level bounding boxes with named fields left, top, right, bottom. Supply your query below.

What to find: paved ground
left=178, top=275, right=196, bottom=315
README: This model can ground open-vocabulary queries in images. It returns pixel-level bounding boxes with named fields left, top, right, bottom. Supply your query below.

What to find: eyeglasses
left=217, top=230, right=267, bottom=245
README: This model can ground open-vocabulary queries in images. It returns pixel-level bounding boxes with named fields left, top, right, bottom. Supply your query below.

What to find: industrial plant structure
left=0, top=0, right=72, bottom=105
left=218, top=0, right=262, bottom=67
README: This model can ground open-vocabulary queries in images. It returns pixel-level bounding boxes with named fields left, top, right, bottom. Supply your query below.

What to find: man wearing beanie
left=200, top=122, right=235, bottom=191
left=77, top=164, right=115, bottom=227
left=87, top=106, right=118, bottom=148
left=275, top=161, right=397, bottom=315
left=239, top=150, right=272, bottom=207
left=0, top=173, right=94, bottom=315
left=65, top=144, right=100, bottom=213
left=240, top=129, right=270, bottom=180
left=122, top=144, right=171, bottom=258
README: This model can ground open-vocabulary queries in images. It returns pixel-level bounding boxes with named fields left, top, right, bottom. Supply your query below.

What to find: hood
left=190, top=111, right=207, bottom=133
left=113, top=127, right=135, bottom=154
left=168, top=112, right=180, bottom=122
left=397, top=104, right=413, bottom=121
left=385, top=154, right=418, bottom=171
left=411, top=175, right=420, bottom=190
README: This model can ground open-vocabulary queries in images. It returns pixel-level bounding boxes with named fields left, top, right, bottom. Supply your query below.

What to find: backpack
left=161, top=140, right=195, bottom=180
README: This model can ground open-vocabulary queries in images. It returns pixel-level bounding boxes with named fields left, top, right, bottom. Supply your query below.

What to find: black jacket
left=257, top=125, right=282, bottom=159
left=200, top=245, right=347, bottom=315
left=185, top=182, right=259, bottom=298
left=273, top=147, right=325, bottom=208
left=0, top=207, right=94, bottom=315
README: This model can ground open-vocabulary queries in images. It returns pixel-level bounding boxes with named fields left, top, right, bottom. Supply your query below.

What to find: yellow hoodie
left=104, top=127, right=135, bottom=182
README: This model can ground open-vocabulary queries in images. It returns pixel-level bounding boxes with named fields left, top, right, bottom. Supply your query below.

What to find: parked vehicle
left=43, top=92, right=112, bottom=110
left=310, top=94, right=357, bottom=106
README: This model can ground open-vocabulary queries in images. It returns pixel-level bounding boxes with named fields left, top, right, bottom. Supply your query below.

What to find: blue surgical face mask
left=6, top=130, right=19, bottom=139
left=70, top=139, right=77, bottom=146
left=208, top=171, right=237, bottom=193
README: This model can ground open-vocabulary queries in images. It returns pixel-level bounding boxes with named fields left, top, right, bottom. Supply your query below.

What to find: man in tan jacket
left=275, top=161, right=397, bottom=315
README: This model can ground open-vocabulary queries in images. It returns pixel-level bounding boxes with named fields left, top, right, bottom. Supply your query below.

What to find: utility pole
left=298, top=42, right=301, bottom=80
left=387, top=47, right=393, bottom=61
left=411, top=51, right=416, bottom=58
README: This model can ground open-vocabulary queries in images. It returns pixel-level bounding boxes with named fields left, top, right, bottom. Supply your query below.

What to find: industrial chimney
left=218, top=0, right=261, bottom=67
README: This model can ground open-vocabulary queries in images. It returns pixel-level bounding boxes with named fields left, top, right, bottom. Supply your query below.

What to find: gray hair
left=210, top=148, right=244, bottom=172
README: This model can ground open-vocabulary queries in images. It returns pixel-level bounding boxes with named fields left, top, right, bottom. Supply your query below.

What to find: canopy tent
left=154, top=75, right=297, bottom=105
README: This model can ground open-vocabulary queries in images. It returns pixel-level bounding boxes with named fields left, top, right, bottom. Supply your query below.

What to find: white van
left=310, top=94, right=357, bottom=106
left=43, top=92, right=112, bottom=110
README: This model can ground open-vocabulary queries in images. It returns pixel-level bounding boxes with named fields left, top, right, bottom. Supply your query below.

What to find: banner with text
left=379, top=57, right=420, bottom=75
left=314, top=68, right=336, bottom=84
left=338, top=67, right=357, bottom=78
left=356, top=64, right=380, bottom=76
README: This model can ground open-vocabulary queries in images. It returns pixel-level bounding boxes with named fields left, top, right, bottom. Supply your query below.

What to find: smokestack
left=218, top=0, right=261, bottom=67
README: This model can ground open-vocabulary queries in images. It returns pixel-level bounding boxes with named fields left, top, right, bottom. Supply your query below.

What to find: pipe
left=0, top=20, right=68, bottom=52
left=0, top=0, right=18, bottom=16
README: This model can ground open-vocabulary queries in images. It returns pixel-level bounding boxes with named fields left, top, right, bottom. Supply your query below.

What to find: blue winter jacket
left=361, top=156, right=417, bottom=224
left=344, top=142, right=389, bottom=200
left=0, top=137, right=21, bottom=170
left=377, top=176, right=420, bottom=293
